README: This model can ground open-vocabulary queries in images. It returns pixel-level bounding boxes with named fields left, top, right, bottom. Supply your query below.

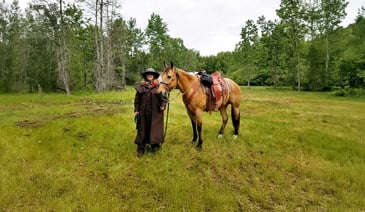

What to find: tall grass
left=0, top=87, right=364, bottom=211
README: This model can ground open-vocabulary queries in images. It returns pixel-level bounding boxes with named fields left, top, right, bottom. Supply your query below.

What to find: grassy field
left=0, top=87, right=364, bottom=211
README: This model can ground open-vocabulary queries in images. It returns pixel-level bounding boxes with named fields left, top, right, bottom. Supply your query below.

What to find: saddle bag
left=200, top=73, right=213, bottom=87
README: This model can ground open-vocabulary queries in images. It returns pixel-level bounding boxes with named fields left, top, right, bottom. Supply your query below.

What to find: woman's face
left=146, top=73, right=154, bottom=81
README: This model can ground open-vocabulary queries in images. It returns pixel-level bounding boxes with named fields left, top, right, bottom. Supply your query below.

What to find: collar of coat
left=142, top=81, right=158, bottom=89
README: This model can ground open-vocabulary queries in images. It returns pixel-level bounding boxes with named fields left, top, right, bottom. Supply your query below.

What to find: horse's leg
left=193, top=109, right=204, bottom=150
left=187, top=111, right=198, bottom=144
left=218, top=106, right=229, bottom=138
left=196, top=120, right=203, bottom=150
left=190, top=118, right=198, bottom=144
left=231, top=105, right=240, bottom=139
left=195, top=110, right=203, bottom=150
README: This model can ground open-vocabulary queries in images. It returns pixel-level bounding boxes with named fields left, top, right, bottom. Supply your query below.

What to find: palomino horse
left=158, top=62, right=241, bottom=150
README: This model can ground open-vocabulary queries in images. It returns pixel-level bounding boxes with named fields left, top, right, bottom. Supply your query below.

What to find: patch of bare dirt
left=15, top=120, right=45, bottom=128
left=14, top=99, right=129, bottom=129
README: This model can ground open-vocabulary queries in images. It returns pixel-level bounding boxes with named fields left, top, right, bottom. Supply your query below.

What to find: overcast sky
left=15, top=0, right=364, bottom=56
left=121, top=0, right=364, bottom=56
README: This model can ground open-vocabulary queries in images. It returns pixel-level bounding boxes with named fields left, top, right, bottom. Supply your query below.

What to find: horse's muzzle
left=157, top=83, right=169, bottom=99
left=160, top=91, right=169, bottom=100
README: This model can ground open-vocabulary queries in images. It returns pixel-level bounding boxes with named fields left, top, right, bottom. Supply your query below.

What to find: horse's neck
left=177, top=69, right=198, bottom=94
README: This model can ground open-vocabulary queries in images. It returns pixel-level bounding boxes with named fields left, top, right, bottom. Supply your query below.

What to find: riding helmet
left=141, top=68, right=160, bottom=79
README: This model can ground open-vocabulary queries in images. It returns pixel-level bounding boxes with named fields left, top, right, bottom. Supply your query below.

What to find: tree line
left=0, top=0, right=364, bottom=95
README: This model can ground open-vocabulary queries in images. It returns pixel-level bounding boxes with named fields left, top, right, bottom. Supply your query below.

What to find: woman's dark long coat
left=134, top=83, right=167, bottom=146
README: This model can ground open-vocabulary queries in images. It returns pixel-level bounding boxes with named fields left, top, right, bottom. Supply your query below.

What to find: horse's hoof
left=233, top=135, right=238, bottom=139
left=217, top=134, right=223, bottom=138
left=196, top=145, right=202, bottom=151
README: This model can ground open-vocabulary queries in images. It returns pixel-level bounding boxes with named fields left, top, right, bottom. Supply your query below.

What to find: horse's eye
left=167, top=75, right=172, bottom=79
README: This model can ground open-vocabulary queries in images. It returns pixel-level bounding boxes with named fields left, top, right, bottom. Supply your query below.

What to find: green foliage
left=334, top=87, right=365, bottom=97
left=144, top=13, right=201, bottom=72
left=1, top=88, right=365, bottom=210
left=0, top=1, right=364, bottom=94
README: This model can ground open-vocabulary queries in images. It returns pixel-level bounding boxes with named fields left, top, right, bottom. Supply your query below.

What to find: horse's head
left=157, top=62, right=179, bottom=98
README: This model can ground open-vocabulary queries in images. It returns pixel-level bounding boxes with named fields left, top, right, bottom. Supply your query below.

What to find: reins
left=163, top=90, right=170, bottom=143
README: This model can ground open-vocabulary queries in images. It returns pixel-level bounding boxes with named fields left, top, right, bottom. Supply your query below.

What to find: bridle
left=159, top=67, right=179, bottom=92
left=160, top=67, right=198, bottom=97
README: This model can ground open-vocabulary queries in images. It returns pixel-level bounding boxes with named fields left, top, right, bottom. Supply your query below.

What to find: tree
left=83, top=0, right=122, bottom=92
left=340, top=7, right=365, bottom=89
left=236, top=19, right=259, bottom=87
left=257, top=16, right=283, bottom=88
left=94, top=0, right=105, bottom=92
left=58, top=0, right=71, bottom=95
left=0, top=0, right=31, bottom=92
left=63, top=3, right=92, bottom=91
left=23, top=1, right=59, bottom=92
left=277, top=0, right=307, bottom=91
left=105, top=0, right=123, bottom=90
left=303, top=0, right=321, bottom=40
left=124, top=18, right=147, bottom=83
left=145, top=13, right=169, bottom=69
left=319, top=0, right=348, bottom=89
left=109, top=17, right=128, bottom=90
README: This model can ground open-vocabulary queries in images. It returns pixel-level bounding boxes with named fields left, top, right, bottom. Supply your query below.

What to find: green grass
left=1, top=87, right=364, bottom=211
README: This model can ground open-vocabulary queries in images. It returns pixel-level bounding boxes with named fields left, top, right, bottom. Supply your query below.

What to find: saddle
left=200, top=71, right=228, bottom=112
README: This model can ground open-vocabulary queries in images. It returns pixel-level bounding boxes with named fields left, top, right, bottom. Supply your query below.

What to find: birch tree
left=58, top=0, right=71, bottom=95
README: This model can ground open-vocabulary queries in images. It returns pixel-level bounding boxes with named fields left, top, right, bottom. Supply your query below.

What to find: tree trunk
left=272, top=64, right=277, bottom=88
left=95, top=0, right=106, bottom=92
left=271, top=45, right=278, bottom=88
left=297, top=51, right=301, bottom=92
left=325, top=33, right=329, bottom=89
left=99, top=0, right=105, bottom=92
left=121, top=63, right=126, bottom=90
left=58, top=0, right=71, bottom=95
left=247, top=69, right=251, bottom=89
left=94, top=0, right=100, bottom=91
left=106, top=1, right=114, bottom=90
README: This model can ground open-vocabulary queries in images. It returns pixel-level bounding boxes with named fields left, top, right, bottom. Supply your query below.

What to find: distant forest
left=0, top=0, right=364, bottom=96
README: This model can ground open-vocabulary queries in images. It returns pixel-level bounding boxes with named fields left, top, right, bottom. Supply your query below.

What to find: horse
left=157, top=62, right=241, bottom=150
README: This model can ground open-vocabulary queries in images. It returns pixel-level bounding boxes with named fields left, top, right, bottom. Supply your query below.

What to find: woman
left=134, top=68, right=167, bottom=157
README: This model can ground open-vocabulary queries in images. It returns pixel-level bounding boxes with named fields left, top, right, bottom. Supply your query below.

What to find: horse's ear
left=170, top=61, right=174, bottom=68
left=163, top=61, right=169, bottom=69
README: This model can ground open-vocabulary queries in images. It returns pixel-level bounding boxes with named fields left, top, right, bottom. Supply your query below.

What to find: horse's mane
left=176, top=67, right=199, bottom=81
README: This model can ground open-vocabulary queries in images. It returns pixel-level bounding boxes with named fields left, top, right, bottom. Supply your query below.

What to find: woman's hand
left=160, top=106, right=165, bottom=111
left=134, top=112, right=140, bottom=123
